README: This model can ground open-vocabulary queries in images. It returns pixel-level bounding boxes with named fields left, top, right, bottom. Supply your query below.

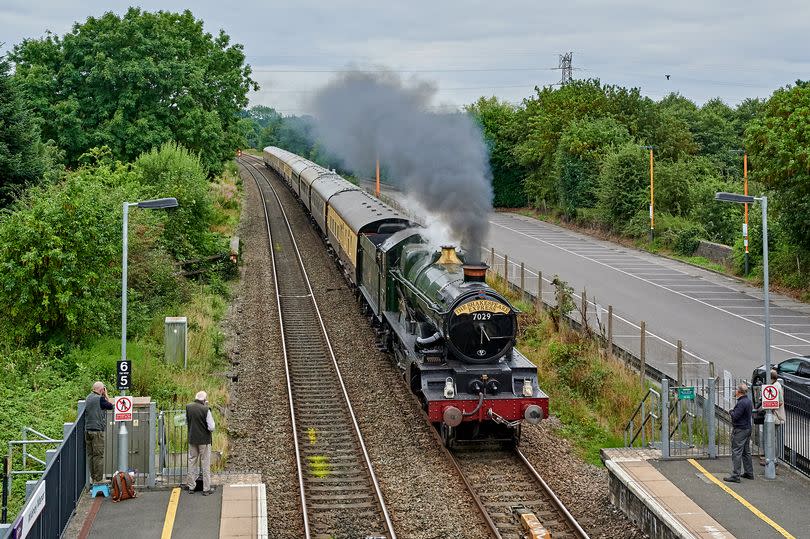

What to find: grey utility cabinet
left=164, top=316, right=188, bottom=368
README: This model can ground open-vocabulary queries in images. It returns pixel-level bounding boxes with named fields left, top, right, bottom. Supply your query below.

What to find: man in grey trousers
left=724, top=382, right=754, bottom=483
left=183, top=390, right=216, bottom=495
left=85, top=381, right=114, bottom=484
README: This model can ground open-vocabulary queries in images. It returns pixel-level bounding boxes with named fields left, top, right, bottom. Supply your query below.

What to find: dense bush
left=597, top=144, right=650, bottom=226
left=554, top=117, right=630, bottom=216
left=0, top=165, right=138, bottom=344
left=657, top=214, right=707, bottom=255
left=133, top=142, right=218, bottom=259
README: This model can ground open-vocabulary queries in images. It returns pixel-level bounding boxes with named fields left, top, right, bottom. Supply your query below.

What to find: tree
left=10, top=8, right=258, bottom=175
left=554, top=117, right=630, bottom=216
left=515, top=79, right=610, bottom=206
left=0, top=55, right=46, bottom=203
left=596, top=144, right=650, bottom=226
left=466, top=97, right=527, bottom=207
left=745, top=80, right=810, bottom=249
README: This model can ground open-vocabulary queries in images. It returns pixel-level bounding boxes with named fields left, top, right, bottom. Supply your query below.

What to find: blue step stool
left=90, top=483, right=110, bottom=498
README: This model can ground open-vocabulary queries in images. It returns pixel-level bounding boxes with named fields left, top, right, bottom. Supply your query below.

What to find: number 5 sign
left=117, top=360, right=131, bottom=390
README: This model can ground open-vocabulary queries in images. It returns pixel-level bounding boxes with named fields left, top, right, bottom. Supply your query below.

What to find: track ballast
left=240, top=158, right=395, bottom=539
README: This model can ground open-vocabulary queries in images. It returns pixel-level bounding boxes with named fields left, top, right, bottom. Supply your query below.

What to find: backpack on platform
left=111, top=471, right=136, bottom=502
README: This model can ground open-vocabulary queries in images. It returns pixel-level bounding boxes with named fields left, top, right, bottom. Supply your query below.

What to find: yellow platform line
left=161, top=487, right=181, bottom=539
left=687, top=459, right=796, bottom=539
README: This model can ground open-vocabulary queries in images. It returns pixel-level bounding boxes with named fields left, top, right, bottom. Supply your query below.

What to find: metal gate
left=625, top=378, right=745, bottom=459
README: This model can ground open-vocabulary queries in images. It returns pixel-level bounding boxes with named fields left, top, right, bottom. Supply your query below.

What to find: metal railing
left=1, top=402, right=87, bottom=539
left=158, top=410, right=189, bottom=486
left=774, top=386, right=809, bottom=476
left=624, top=388, right=660, bottom=448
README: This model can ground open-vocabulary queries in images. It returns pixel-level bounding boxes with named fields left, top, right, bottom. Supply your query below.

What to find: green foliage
left=0, top=166, right=137, bottom=343
left=548, top=276, right=575, bottom=332
left=746, top=80, right=810, bottom=250
left=554, top=117, right=630, bottom=215
left=0, top=55, right=48, bottom=203
left=133, top=142, right=217, bottom=259
left=690, top=176, right=742, bottom=244
left=516, top=80, right=611, bottom=206
left=597, top=144, right=650, bottom=225
left=657, top=213, right=706, bottom=255
left=11, top=8, right=257, bottom=175
left=466, top=97, right=528, bottom=207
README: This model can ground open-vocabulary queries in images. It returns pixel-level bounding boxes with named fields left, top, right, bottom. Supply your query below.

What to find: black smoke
left=308, top=70, right=493, bottom=260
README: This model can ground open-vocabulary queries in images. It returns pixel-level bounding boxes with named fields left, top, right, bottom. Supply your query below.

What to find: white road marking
left=489, top=219, right=810, bottom=348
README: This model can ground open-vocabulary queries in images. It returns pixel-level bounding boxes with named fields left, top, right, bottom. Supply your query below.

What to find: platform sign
left=762, top=384, right=780, bottom=409
left=677, top=386, right=695, bottom=400
left=116, top=360, right=131, bottom=390
left=114, top=395, right=133, bottom=422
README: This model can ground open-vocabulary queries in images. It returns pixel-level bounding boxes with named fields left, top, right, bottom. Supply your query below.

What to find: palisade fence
left=1, top=403, right=87, bottom=539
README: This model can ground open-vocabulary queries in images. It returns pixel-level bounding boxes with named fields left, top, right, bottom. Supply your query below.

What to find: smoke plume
left=308, top=70, right=493, bottom=260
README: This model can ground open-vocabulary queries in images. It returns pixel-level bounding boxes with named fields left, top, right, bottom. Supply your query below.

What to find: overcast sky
left=2, top=1, right=808, bottom=115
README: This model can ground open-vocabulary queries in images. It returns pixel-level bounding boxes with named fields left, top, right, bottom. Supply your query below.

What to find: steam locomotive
left=263, top=147, right=548, bottom=446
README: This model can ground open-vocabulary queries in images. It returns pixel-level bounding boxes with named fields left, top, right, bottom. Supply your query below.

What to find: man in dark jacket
left=724, top=382, right=754, bottom=482
left=182, top=391, right=216, bottom=495
left=85, top=381, right=114, bottom=484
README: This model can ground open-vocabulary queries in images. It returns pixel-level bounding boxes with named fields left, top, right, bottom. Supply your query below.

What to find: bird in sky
left=665, top=74, right=671, bottom=80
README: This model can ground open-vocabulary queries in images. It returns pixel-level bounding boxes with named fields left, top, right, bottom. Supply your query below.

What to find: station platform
left=64, top=473, right=267, bottom=538
left=603, top=448, right=810, bottom=539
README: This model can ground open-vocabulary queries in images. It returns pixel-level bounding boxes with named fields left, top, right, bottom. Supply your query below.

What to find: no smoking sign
left=761, top=384, right=780, bottom=409
left=114, top=396, right=133, bottom=422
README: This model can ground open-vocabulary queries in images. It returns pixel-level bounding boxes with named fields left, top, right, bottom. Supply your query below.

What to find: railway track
left=239, top=157, right=396, bottom=539
left=449, top=443, right=590, bottom=539
left=241, top=153, right=587, bottom=539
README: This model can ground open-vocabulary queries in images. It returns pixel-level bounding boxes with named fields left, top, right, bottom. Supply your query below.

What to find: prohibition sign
left=114, top=395, right=133, bottom=421
left=761, top=384, right=780, bottom=409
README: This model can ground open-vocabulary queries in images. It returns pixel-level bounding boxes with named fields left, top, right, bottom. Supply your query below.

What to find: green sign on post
left=678, top=387, right=695, bottom=400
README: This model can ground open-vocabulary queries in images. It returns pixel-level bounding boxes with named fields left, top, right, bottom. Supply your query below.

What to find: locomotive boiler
left=262, top=146, right=548, bottom=447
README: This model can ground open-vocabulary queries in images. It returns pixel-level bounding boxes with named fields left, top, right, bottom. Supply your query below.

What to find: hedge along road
left=362, top=179, right=810, bottom=382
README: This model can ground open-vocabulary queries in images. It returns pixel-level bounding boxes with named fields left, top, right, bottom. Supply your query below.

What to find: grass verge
left=489, top=274, right=647, bottom=465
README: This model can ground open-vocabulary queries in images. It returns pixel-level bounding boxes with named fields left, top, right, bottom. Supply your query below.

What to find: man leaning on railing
left=85, top=381, right=114, bottom=486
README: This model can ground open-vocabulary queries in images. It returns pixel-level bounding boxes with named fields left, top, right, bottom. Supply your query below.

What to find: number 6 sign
left=117, top=360, right=131, bottom=390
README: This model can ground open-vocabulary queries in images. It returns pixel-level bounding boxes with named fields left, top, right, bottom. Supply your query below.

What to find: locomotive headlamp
left=485, top=379, right=500, bottom=395
left=443, top=377, right=456, bottom=399
left=468, top=379, right=484, bottom=394
left=522, top=379, right=534, bottom=397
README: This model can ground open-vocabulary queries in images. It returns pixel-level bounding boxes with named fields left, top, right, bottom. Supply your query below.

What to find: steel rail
left=240, top=161, right=311, bottom=537
left=244, top=153, right=583, bottom=538
left=514, top=448, right=590, bottom=539
left=240, top=157, right=396, bottom=538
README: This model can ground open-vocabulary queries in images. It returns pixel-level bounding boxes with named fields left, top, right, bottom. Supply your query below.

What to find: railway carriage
left=263, top=146, right=549, bottom=446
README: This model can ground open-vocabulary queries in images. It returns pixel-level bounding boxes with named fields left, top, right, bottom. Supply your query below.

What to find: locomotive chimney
left=463, top=263, right=488, bottom=282
left=437, top=245, right=462, bottom=265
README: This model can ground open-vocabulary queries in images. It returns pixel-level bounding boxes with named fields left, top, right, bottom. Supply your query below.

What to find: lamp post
left=119, top=197, right=178, bottom=472
left=715, top=191, right=775, bottom=480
